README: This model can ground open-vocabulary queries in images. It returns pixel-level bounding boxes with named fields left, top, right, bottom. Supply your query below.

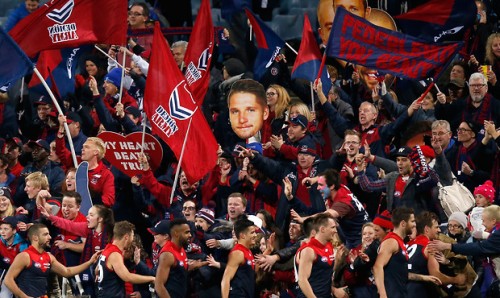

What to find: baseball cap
left=27, top=139, right=50, bottom=152
left=298, top=144, right=317, bottom=157
left=66, top=112, right=82, bottom=124
left=33, top=95, right=52, bottom=106
left=6, top=137, right=23, bottom=150
left=286, top=115, right=308, bottom=129
left=393, top=146, right=412, bottom=158
left=0, top=216, right=18, bottom=229
left=148, top=220, right=170, bottom=235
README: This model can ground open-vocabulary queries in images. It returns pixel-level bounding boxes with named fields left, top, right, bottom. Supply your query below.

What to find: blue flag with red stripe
left=394, top=0, right=476, bottom=43
left=245, top=9, right=285, bottom=81
left=291, top=14, right=331, bottom=95
left=29, top=46, right=89, bottom=98
left=326, top=7, right=462, bottom=80
left=0, top=27, right=33, bottom=88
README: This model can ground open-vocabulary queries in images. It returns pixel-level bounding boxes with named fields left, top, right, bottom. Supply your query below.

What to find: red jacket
left=88, top=161, right=115, bottom=207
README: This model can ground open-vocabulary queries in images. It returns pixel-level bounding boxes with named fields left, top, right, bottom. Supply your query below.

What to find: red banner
left=98, top=132, right=163, bottom=178
left=143, top=22, right=218, bottom=183
left=9, top=0, right=127, bottom=57
left=183, top=0, right=214, bottom=104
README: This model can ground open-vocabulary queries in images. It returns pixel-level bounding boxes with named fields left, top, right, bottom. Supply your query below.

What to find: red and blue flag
left=326, top=7, right=462, bottom=81
left=291, top=14, right=331, bottom=95
left=29, top=46, right=89, bottom=98
left=394, top=0, right=476, bottom=43
left=245, top=9, right=285, bottom=81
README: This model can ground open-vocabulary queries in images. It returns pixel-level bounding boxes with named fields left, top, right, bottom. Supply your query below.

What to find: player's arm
left=4, top=252, right=31, bottom=298
left=427, top=250, right=461, bottom=285
left=155, top=252, right=174, bottom=298
left=221, top=250, right=243, bottom=298
left=373, top=238, right=397, bottom=298
left=109, top=252, right=155, bottom=284
left=50, top=250, right=99, bottom=277
left=297, top=247, right=316, bottom=298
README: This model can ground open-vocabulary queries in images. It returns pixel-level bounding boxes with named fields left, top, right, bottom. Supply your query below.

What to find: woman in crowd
left=261, top=84, right=291, bottom=157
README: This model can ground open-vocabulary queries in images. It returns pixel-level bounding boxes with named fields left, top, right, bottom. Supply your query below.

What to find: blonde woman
left=261, top=84, right=291, bottom=157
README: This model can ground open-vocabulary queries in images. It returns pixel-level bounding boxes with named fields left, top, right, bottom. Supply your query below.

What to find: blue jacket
left=3, top=4, right=32, bottom=32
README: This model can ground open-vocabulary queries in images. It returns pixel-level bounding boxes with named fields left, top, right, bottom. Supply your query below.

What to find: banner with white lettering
left=98, top=131, right=163, bottom=178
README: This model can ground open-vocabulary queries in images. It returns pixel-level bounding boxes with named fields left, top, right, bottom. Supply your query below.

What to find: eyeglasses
left=183, top=206, right=195, bottom=211
left=432, top=131, right=450, bottom=136
left=457, top=128, right=472, bottom=133
left=128, top=12, right=144, bottom=17
left=447, top=224, right=463, bottom=230
left=469, top=84, right=486, bottom=89
left=266, top=92, right=277, bottom=97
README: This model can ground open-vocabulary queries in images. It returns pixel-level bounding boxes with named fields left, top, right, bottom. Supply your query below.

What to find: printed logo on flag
left=185, top=46, right=211, bottom=85
left=46, top=0, right=78, bottom=44
left=265, top=46, right=282, bottom=68
left=151, top=81, right=197, bottom=138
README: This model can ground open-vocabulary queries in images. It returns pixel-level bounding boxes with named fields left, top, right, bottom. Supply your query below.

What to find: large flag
left=0, top=27, right=33, bottom=87
left=183, top=0, right=214, bottom=105
left=9, top=0, right=127, bottom=58
left=291, top=14, right=331, bottom=95
left=245, top=9, right=285, bottom=81
left=29, top=47, right=88, bottom=98
left=144, top=23, right=218, bottom=183
left=326, top=7, right=462, bottom=80
left=394, top=0, right=476, bottom=43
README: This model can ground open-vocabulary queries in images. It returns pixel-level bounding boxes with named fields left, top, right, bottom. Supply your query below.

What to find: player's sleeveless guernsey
left=159, top=241, right=188, bottom=297
left=229, top=243, right=255, bottom=298
left=15, top=246, right=51, bottom=297
left=296, top=237, right=335, bottom=298
left=407, top=235, right=435, bottom=297
left=96, top=244, right=125, bottom=298
left=381, top=232, right=409, bottom=298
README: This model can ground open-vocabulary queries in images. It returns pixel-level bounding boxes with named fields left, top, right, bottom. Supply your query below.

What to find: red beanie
left=474, top=180, right=496, bottom=203
left=373, top=210, right=393, bottom=230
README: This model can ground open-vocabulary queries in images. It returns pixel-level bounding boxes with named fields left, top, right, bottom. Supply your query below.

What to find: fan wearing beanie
left=88, top=68, right=138, bottom=117
left=473, top=180, right=495, bottom=208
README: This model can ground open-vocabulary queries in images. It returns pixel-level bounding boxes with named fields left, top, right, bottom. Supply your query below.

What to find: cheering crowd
left=1, top=0, right=500, bottom=297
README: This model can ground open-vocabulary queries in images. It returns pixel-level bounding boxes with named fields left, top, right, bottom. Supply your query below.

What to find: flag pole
left=140, top=112, right=147, bottom=154
left=93, top=45, right=124, bottom=68
left=20, top=77, right=24, bottom=99
left=169, top=117, right=193, bottom=205
left=285, top=43, right=298, bottom=55
left=310, top=82, right=315, bottom=113
left=249, top=25, right=252, bottom=41
left=33, top=67, right=78, bottom=168
left=118, top=48, right=127, bottom=104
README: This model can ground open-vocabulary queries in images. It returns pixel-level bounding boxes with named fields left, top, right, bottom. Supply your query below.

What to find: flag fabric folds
left=29, top=47, right=87, bottom=98
left=0, top=27, right=33, bottom=87
left=326, top=7, right=462, bottom=80
left=394, top=0, right=476, bottom=43
left=9, top=0, right=127, bottom=57
left=245, top=8, right=285, bottom=81
left=183, top=0, right=214, bottom=105
left=143, top=23, right=218, bottom=183
left=291, top=14, right=331, bottom=95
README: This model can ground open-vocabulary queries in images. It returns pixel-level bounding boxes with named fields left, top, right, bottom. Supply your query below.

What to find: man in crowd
left=81, top=137, right=115, bottom=207
left=171, top=41, right=188, bottom=70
